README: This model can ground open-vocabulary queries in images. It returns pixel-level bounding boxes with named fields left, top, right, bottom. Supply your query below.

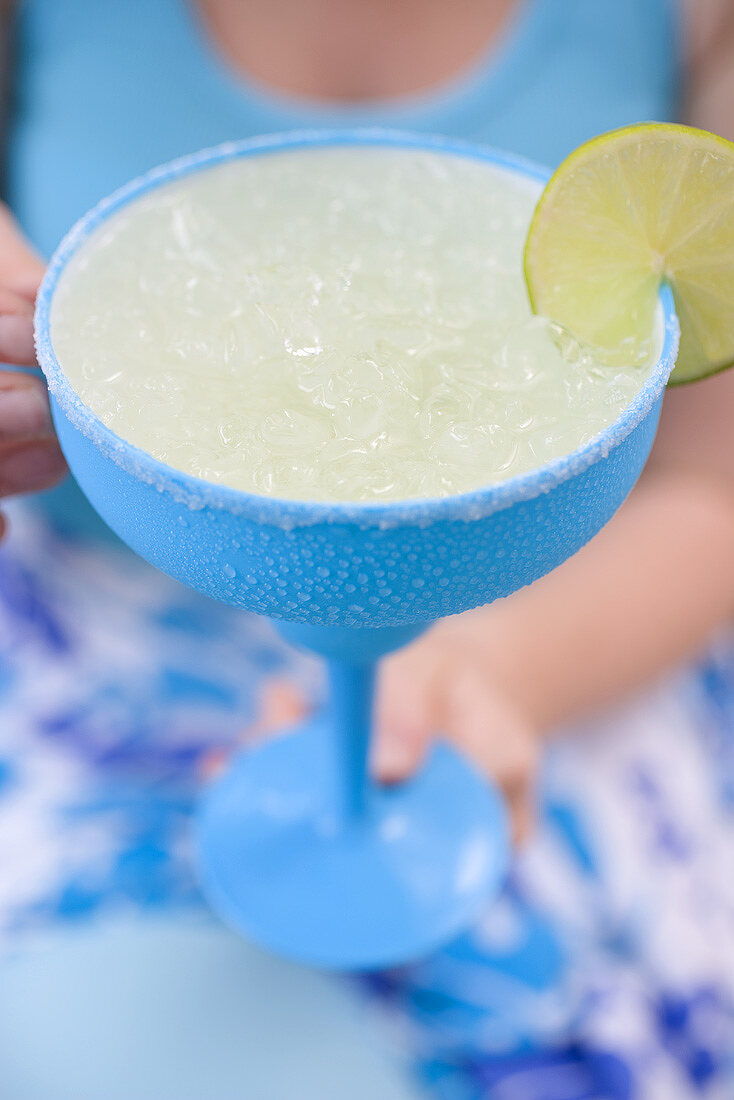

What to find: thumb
left=373, top=653, right=437, bottom=783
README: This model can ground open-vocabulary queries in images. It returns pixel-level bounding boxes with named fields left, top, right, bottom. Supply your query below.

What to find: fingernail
left=2, top=442, right=66, bottom=492
left=0, top=314, right=36, bottom=366
left=0, top=384, right=51, bottom=435
left=374, top=734, right=416, bottom=780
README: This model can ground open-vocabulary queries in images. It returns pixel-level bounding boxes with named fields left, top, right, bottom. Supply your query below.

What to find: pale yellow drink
left=50, top=147, right=657, bottom=502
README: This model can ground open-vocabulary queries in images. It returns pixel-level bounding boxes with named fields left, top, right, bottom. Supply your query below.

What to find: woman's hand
left=237, top=611, right=539, bottom=844
left=0, top=204, right=66, bottom=526
left=374, top=609, right=539, bottom=844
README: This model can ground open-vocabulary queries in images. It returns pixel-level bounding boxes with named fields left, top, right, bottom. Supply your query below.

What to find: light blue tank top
left=6, top=0, right=680, bottom=535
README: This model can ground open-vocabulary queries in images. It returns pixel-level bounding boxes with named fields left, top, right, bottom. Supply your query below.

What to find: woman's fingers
left=0, top=371, right=52, bottom=434
left=0, top=202, right=46, bottom=366
left=0, top=289, right=37, bottom=367
left=0, top=206, right=65, bottom=514
left=375, top=640, right=539, bottom=843
left=0, top=203, right=46, bottom=301
left=0, top=439, right=68, bottom=497
left=0, top=373, right=67, bottom=497
left=245, top=678, right=311, bottom=744
left=444, top=670, right=538, bottom=844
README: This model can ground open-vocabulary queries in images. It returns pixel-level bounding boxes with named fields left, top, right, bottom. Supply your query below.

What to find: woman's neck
left=196, top=0, right=521, bottom=103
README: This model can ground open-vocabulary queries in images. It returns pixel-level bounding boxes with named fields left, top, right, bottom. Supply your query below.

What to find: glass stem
left=327, top=659, right=375, bottom=823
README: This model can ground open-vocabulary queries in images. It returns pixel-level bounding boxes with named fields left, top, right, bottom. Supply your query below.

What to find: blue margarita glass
left=34, top=130, right=679, bottom=970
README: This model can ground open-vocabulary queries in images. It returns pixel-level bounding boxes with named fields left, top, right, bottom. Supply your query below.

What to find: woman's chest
left=7, top=0, right=678, bottom=256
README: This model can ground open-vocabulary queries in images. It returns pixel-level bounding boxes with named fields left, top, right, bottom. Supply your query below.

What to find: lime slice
left=523, top=123, right=734, bottom=384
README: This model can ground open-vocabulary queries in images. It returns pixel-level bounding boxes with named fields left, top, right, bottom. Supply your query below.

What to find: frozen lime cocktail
left=36, top=125, right=732, bottom=968
left=50, top=146, right=658, bottom=504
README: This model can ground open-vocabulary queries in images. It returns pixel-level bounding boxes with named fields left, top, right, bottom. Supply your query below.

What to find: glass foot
left=195, top=718, right=509, bottom=970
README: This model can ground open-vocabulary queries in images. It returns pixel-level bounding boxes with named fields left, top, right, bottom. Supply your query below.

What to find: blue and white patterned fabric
left=0, top=502, right=732, bottom=1099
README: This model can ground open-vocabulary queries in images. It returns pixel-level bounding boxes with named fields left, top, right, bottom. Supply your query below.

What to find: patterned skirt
left=0, top=504, right=732, bottom=1099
